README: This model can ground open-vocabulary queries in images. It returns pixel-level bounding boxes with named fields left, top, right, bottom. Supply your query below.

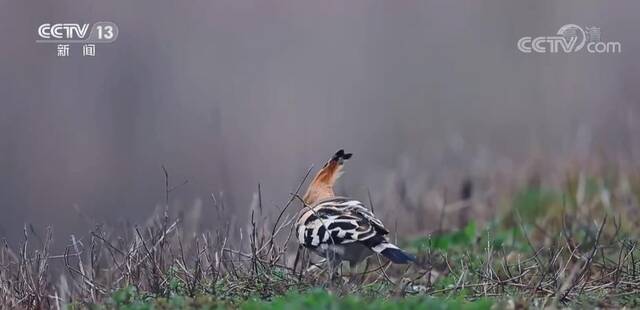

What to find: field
left=2, top=163, right=640, bottom=309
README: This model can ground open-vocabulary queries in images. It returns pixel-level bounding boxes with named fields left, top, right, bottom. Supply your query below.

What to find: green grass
left=243, top=289, right=492, bottom=310
left=94, top=287, right=493, bottom=310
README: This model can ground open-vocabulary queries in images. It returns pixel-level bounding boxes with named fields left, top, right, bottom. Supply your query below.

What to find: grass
left=2, top=166, right=640, bottom=309
left=96, top=287, right=493, bottom=310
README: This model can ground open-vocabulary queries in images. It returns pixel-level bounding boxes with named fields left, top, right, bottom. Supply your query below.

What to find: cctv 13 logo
left=37, top=22, right=118, bottom=43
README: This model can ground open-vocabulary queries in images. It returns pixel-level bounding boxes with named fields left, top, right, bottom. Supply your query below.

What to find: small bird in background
left=296, top=149, right=416, bottom=270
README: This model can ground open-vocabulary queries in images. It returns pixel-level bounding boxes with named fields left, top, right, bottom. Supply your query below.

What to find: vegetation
left=2, top=166, right=640, bottom=309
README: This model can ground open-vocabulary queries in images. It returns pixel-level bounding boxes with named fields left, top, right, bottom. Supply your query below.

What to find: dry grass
left=1, top=162, right=640, bottom=309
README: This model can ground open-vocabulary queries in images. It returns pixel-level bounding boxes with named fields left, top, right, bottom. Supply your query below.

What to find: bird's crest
left=302, top=149, right=352, bottom=205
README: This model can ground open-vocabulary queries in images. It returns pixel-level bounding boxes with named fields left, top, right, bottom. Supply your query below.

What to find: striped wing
left=296, top=197, right=388, bottom=248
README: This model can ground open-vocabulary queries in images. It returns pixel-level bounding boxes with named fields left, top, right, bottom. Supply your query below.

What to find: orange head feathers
left=302, top=149, right=352, bottom=206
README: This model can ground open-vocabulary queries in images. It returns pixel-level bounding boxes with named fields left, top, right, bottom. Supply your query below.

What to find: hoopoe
left=296, top=149, right=415, bottom=268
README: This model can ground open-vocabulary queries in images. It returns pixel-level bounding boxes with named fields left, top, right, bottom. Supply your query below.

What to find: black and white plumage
left=295, top=197, right=415, bottom=266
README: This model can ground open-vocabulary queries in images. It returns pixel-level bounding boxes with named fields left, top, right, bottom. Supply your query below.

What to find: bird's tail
left=367, top=236, right=416, bottom=264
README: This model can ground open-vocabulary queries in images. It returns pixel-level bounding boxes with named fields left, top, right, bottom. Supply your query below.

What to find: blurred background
left=0, top=1, right=639, bottom=247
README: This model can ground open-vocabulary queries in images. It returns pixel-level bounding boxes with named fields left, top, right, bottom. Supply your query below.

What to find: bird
left=295, top=149, right=416, bottom=269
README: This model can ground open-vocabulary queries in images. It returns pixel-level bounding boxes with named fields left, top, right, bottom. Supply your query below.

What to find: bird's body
left=296, top=150, right=415, bottom=267
left=296, top=196, right=414, bottom=266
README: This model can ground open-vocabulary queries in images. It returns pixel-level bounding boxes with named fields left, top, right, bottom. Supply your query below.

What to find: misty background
left=1, top=1, right=639, bottom=246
